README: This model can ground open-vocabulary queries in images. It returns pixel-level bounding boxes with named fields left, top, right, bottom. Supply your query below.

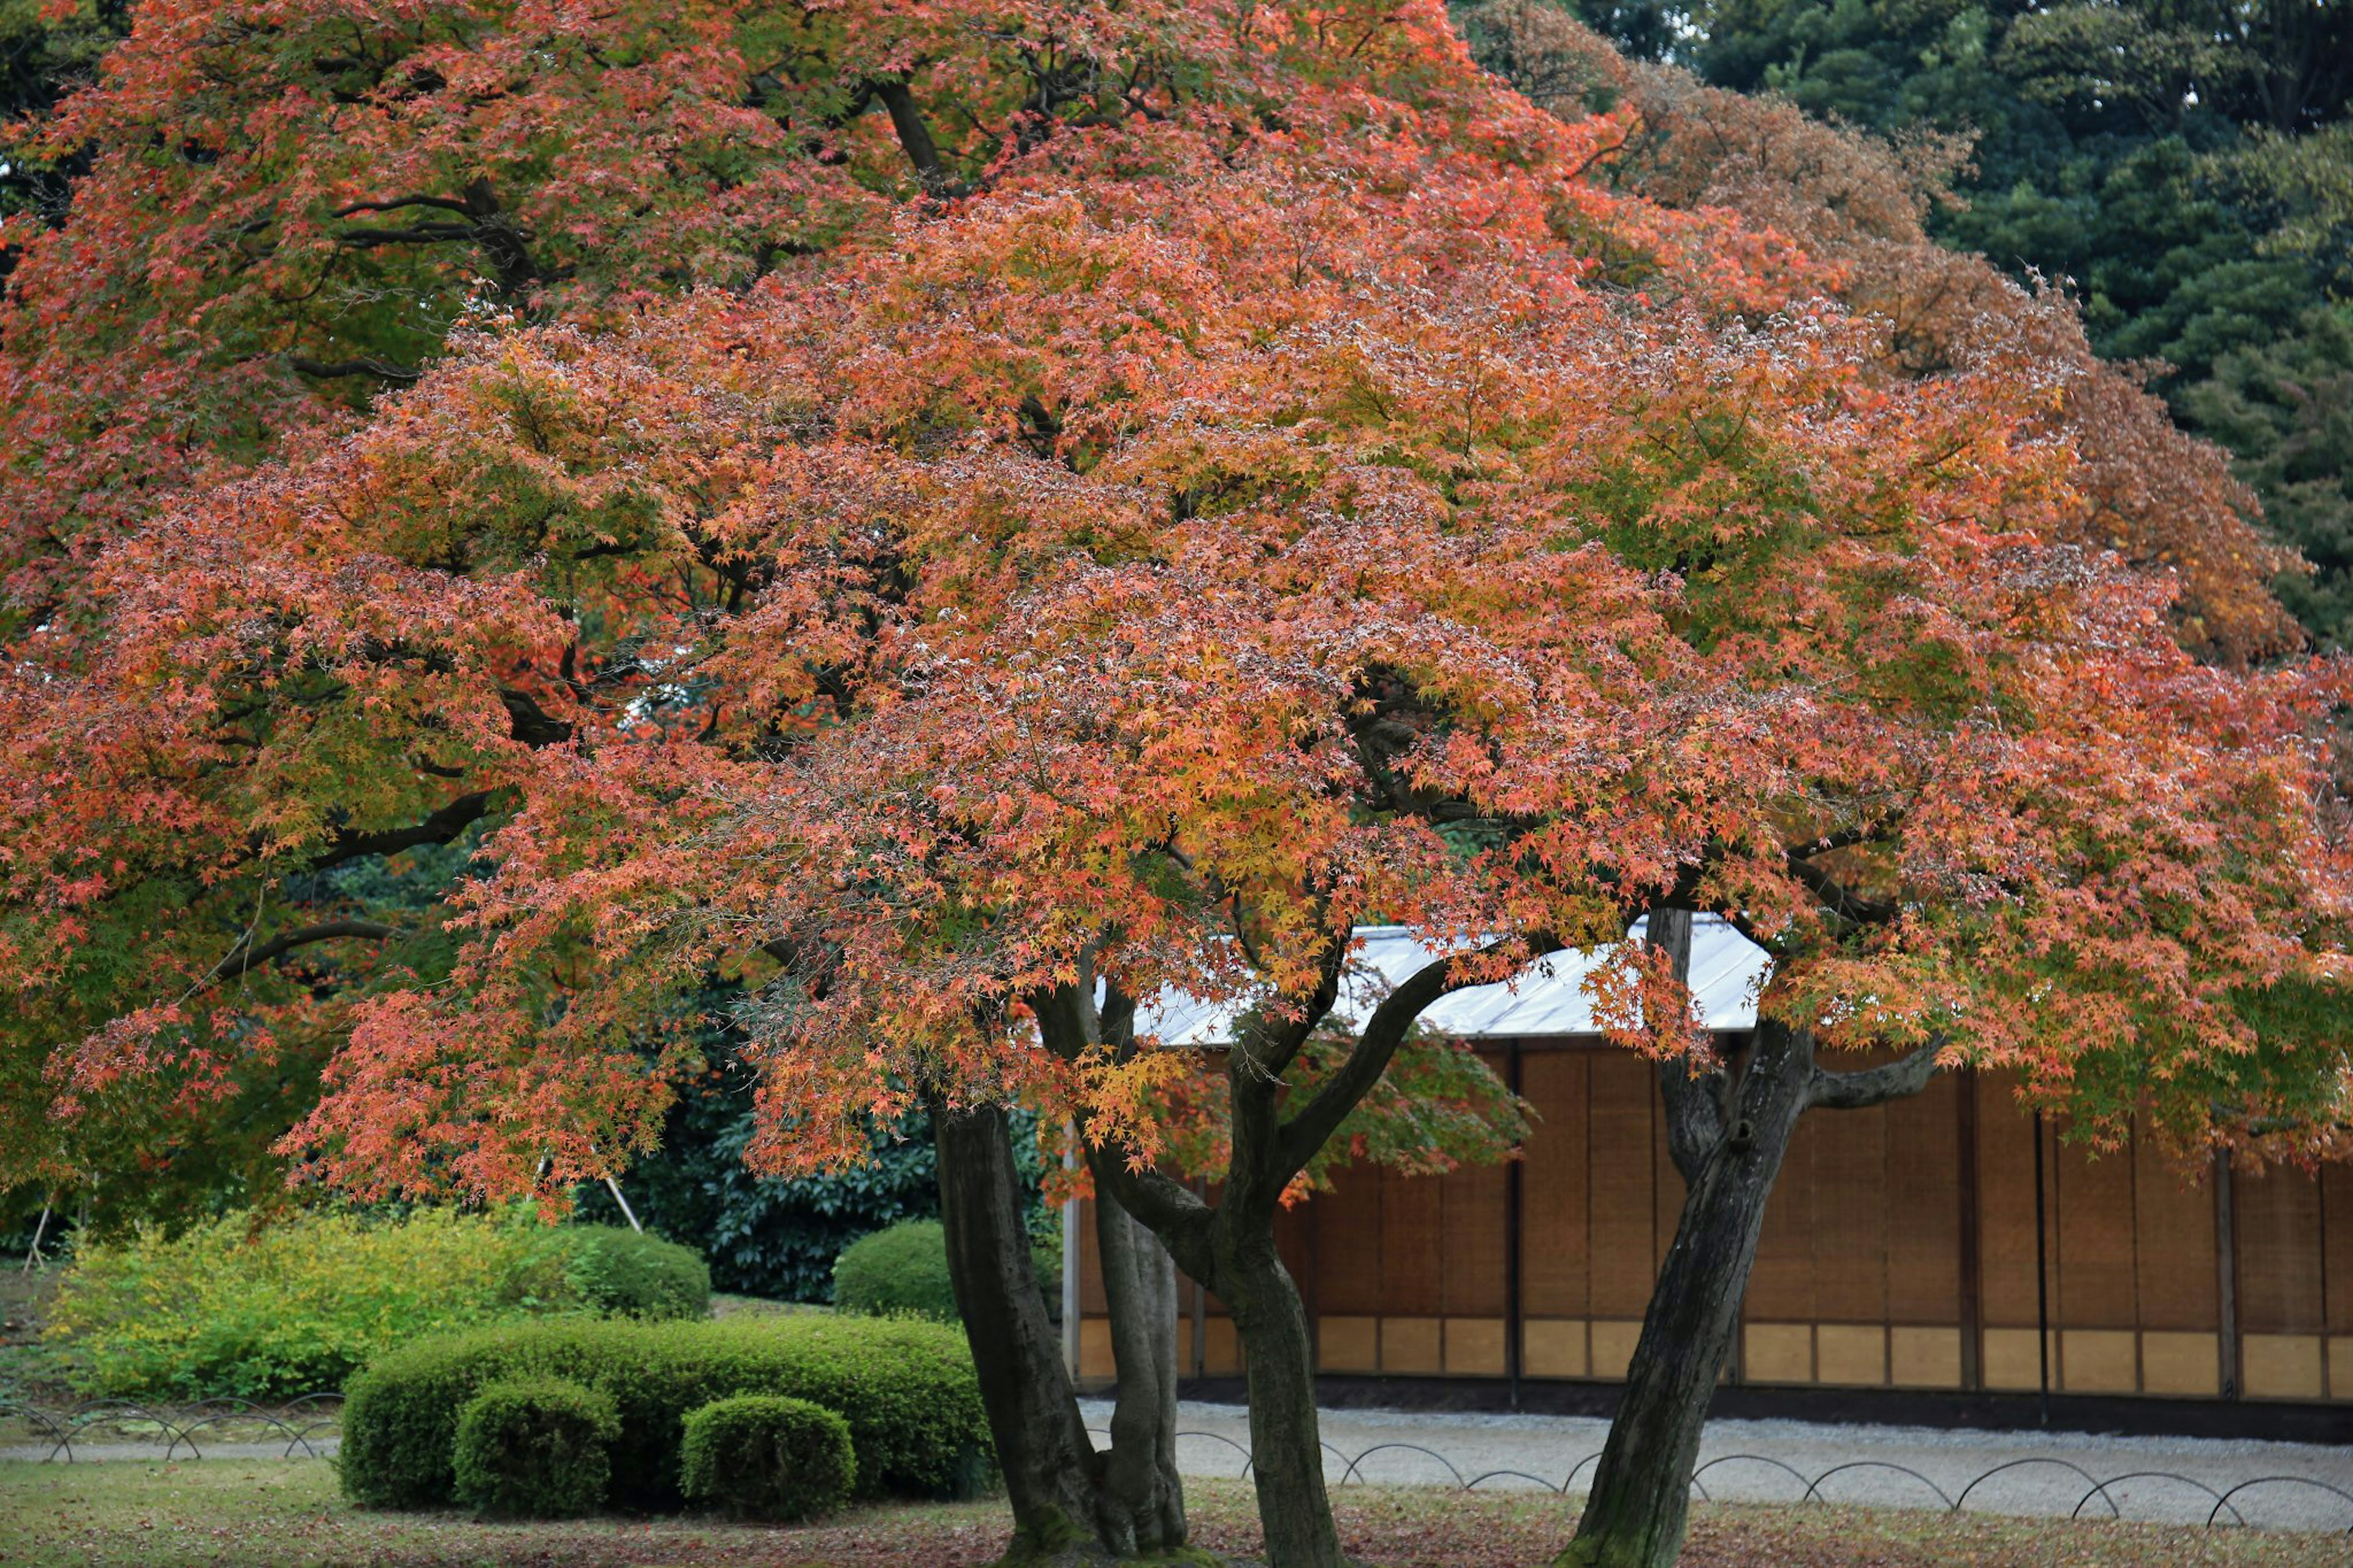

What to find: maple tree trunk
left=1556, top=1020, right=1816, bottom=1568
left=932, top=1101, right=1200, bottom=1564
left=1216, top=1230, right=1347, bottom=1568
left=1093, top=1180, right=1189, bottom=1551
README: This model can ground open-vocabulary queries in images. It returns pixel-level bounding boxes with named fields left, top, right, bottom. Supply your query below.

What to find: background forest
left=1, top=0, right=2346, bottom=1273
left=1461, top=0, right=2353, bottom=643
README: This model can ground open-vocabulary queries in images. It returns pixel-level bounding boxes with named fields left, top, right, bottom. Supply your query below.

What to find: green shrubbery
left=830, top=1215, right=1060, bottom=1322
left=44, top=1209, right=710, bottom=1399
left=678, top=1393, right=854, bottom=1521
left=558, top=1227, right=710, bottom=1320
left=339, top=1314, right=988, bottom=1511
left=450, top=1377, right=619, bottom=1518
left=830, top=1218, right=959, bottom=1320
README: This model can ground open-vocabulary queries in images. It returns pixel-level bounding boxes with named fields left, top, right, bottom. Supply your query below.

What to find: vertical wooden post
left=2033, top=1110, right=2052, bottom=1424
left=1061, top=1127, right=1082, bottom=1379
left=1506, top=1040, right=1525, bottom=1410
left=1956, top=1069, right=1982, bottom=1391
left=1191, top=1178, right=1208, bottom=1378
left=2215, top=1152, right=2240, bottom=1401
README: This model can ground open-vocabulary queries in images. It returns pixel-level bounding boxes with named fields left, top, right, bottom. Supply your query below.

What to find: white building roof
left=1134, top=915, right=1770, bottom=1046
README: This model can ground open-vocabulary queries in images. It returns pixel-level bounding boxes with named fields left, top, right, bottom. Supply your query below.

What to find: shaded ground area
left=3, top=1462, right=2350, bottom=1567
left=1085, top=1399, right=2353, bottom=1533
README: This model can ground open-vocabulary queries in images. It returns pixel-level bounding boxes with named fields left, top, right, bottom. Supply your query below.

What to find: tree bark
left=1216, top=1224, right=1346, bottom=1568
left=1094, top=1177, right=1188, bottom=1552
left=931, top=1099, right=1202, bottom=1564
left=1558, top=1018, right=1817, bottom=1568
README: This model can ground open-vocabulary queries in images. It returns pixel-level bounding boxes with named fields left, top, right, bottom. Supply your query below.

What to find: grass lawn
left=1, top=1461, right=2346, bottom=1567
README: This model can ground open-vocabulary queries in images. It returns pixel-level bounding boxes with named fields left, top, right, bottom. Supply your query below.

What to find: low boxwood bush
left=679, top=1394, right=854, bottom=1521
left=340, top=1314, right=987, bottom=1512
left=44, top=1208, right=711, bottom=1399
left=561, top=1227, right=710, bottom=1320
left=830, top=1218, right=957, bottom=1321
left=450, top=1377, right=618, bottom=1518
left=831, top=1216, right=1059, bottom=1324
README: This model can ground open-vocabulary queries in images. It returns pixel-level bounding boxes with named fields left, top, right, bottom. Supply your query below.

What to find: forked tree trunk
left=1556, top=1018, right=1816, bottom=1568
left=1094, top=1179, right=1188, bottom=1550
left=1559, top=910, right=1944, bottom=1568
left=932, top=1100, right=1200, bottom=1565
left=1030, top=932, right=1548, bottom=1568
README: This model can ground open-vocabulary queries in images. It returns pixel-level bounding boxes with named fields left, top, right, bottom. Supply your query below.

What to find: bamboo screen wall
left=1073, top=1042, right=2353, bottom=1404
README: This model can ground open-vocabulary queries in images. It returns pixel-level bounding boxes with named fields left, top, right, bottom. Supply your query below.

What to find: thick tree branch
left=1645, top=908, right=1727, bottom=1180
left=330, top=178, right=544, bottom=296
left=1231, top=939, right=1347, bottom=1083
left=328, top=194, right=476, bottom=218
left=1782, top=851, right=1899, bottom=926
left=335, top=221, right=476, bottom=248
left=866, top=80, right=969, bottom=197
left=499, top=686, right=575, bottom=746
left=1807, top=1039, right=1944, bottom=1109
left=1271, top=932, right=1550, bottom=1183
left=215, top=918, right=395, bottom=979
left=311, top=789, right=496, bottom=871
left=1658, top=1057, right=1730, bottom=1181
left=1027, top=975, right=1214, bottom=1255
left=289, top=355, right=421, bottom=383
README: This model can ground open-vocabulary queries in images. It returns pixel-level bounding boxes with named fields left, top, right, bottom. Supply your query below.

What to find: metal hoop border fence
left=1069, top=1428, right=2353, bottom=1535
left=0, top=1393, right=343, bottom=1462
left=5, top=1404, right=2342, bottom=1536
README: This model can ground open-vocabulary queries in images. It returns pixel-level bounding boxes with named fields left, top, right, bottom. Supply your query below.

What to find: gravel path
left=1080, top=1398, right=2353, bottom=1532
left=11, top=1402, right=2349, bottom=1533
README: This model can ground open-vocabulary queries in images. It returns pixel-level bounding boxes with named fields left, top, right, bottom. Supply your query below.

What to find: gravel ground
left=1080, top=1398, right=2353, bottom=1532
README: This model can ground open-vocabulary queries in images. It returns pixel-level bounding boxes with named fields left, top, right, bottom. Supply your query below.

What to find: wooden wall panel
left=1884, top=1070, right=1961, bottom=1324
left=1587, top=1053, right=1658, bottom=1319
left=2237, top=1167, right=2326, bottom=1335
left=2325, top=1165, right=2352, bottom=1337
left=1976, top=1075, right=2042, bottom=1327
left=1380, top=1162, right=1444, bottom=1317
left=2055, top=1138, right=2139, bottom=1331
left=1442, top=1159, right=1509, bottom=1317
left=1313, top=1164, right=1384, bottom=1317
left=1078, top=1197, right=1107, bottom=1314
left=1747, top=1094, right=1820, bottom=1322
left=1275, top=1199, right=1314, bottom=1315
left=1520, top=1051, right=1589, bottom=1318
left=2131, top=1129, right=2216, bottom=1332
left=1813, top=1093, right=1890, bottom=1324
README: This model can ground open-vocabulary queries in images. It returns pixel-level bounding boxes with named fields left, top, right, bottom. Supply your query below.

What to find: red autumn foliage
left=1, top=0, right=2343, bottom=1218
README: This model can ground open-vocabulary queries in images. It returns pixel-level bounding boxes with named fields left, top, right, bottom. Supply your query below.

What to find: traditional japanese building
left=1067, top=918, right=2353, bottom=1415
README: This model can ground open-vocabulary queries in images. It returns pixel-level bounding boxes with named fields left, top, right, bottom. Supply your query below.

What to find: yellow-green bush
left=45, top=1209, right=707, bottom=1399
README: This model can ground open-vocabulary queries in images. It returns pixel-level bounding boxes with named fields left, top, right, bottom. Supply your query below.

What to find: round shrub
left=339, top=1314, right=988, bottom=1511
left=679, top=1394, right=854, bottom=1520
left=830, top=1219, right=957, bottom=1321
left=558, top=1227, right=711, bottom=1320
left=449, top=1376, right=619, bottom=1518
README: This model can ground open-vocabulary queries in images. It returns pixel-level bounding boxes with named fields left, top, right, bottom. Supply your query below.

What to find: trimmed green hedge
left=451, top=1377, right=618, bottom=1518
left=830, top=1219, right=958, bottom=1321
left=44, top=1210, right=708, bottom=1399
left=340, top=1314, right=988, bottom=1511
left=680, top=1394, right=854, bottom=1521
left=830, top=1216, right=1059, bottom=1323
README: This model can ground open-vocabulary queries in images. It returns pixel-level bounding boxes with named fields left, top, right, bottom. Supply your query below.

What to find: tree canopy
left=5, top=0, right=2346, bottom=1228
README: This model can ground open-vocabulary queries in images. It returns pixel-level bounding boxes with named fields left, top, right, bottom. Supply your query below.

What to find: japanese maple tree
left=4, top=6, right=2349, bottom=1568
